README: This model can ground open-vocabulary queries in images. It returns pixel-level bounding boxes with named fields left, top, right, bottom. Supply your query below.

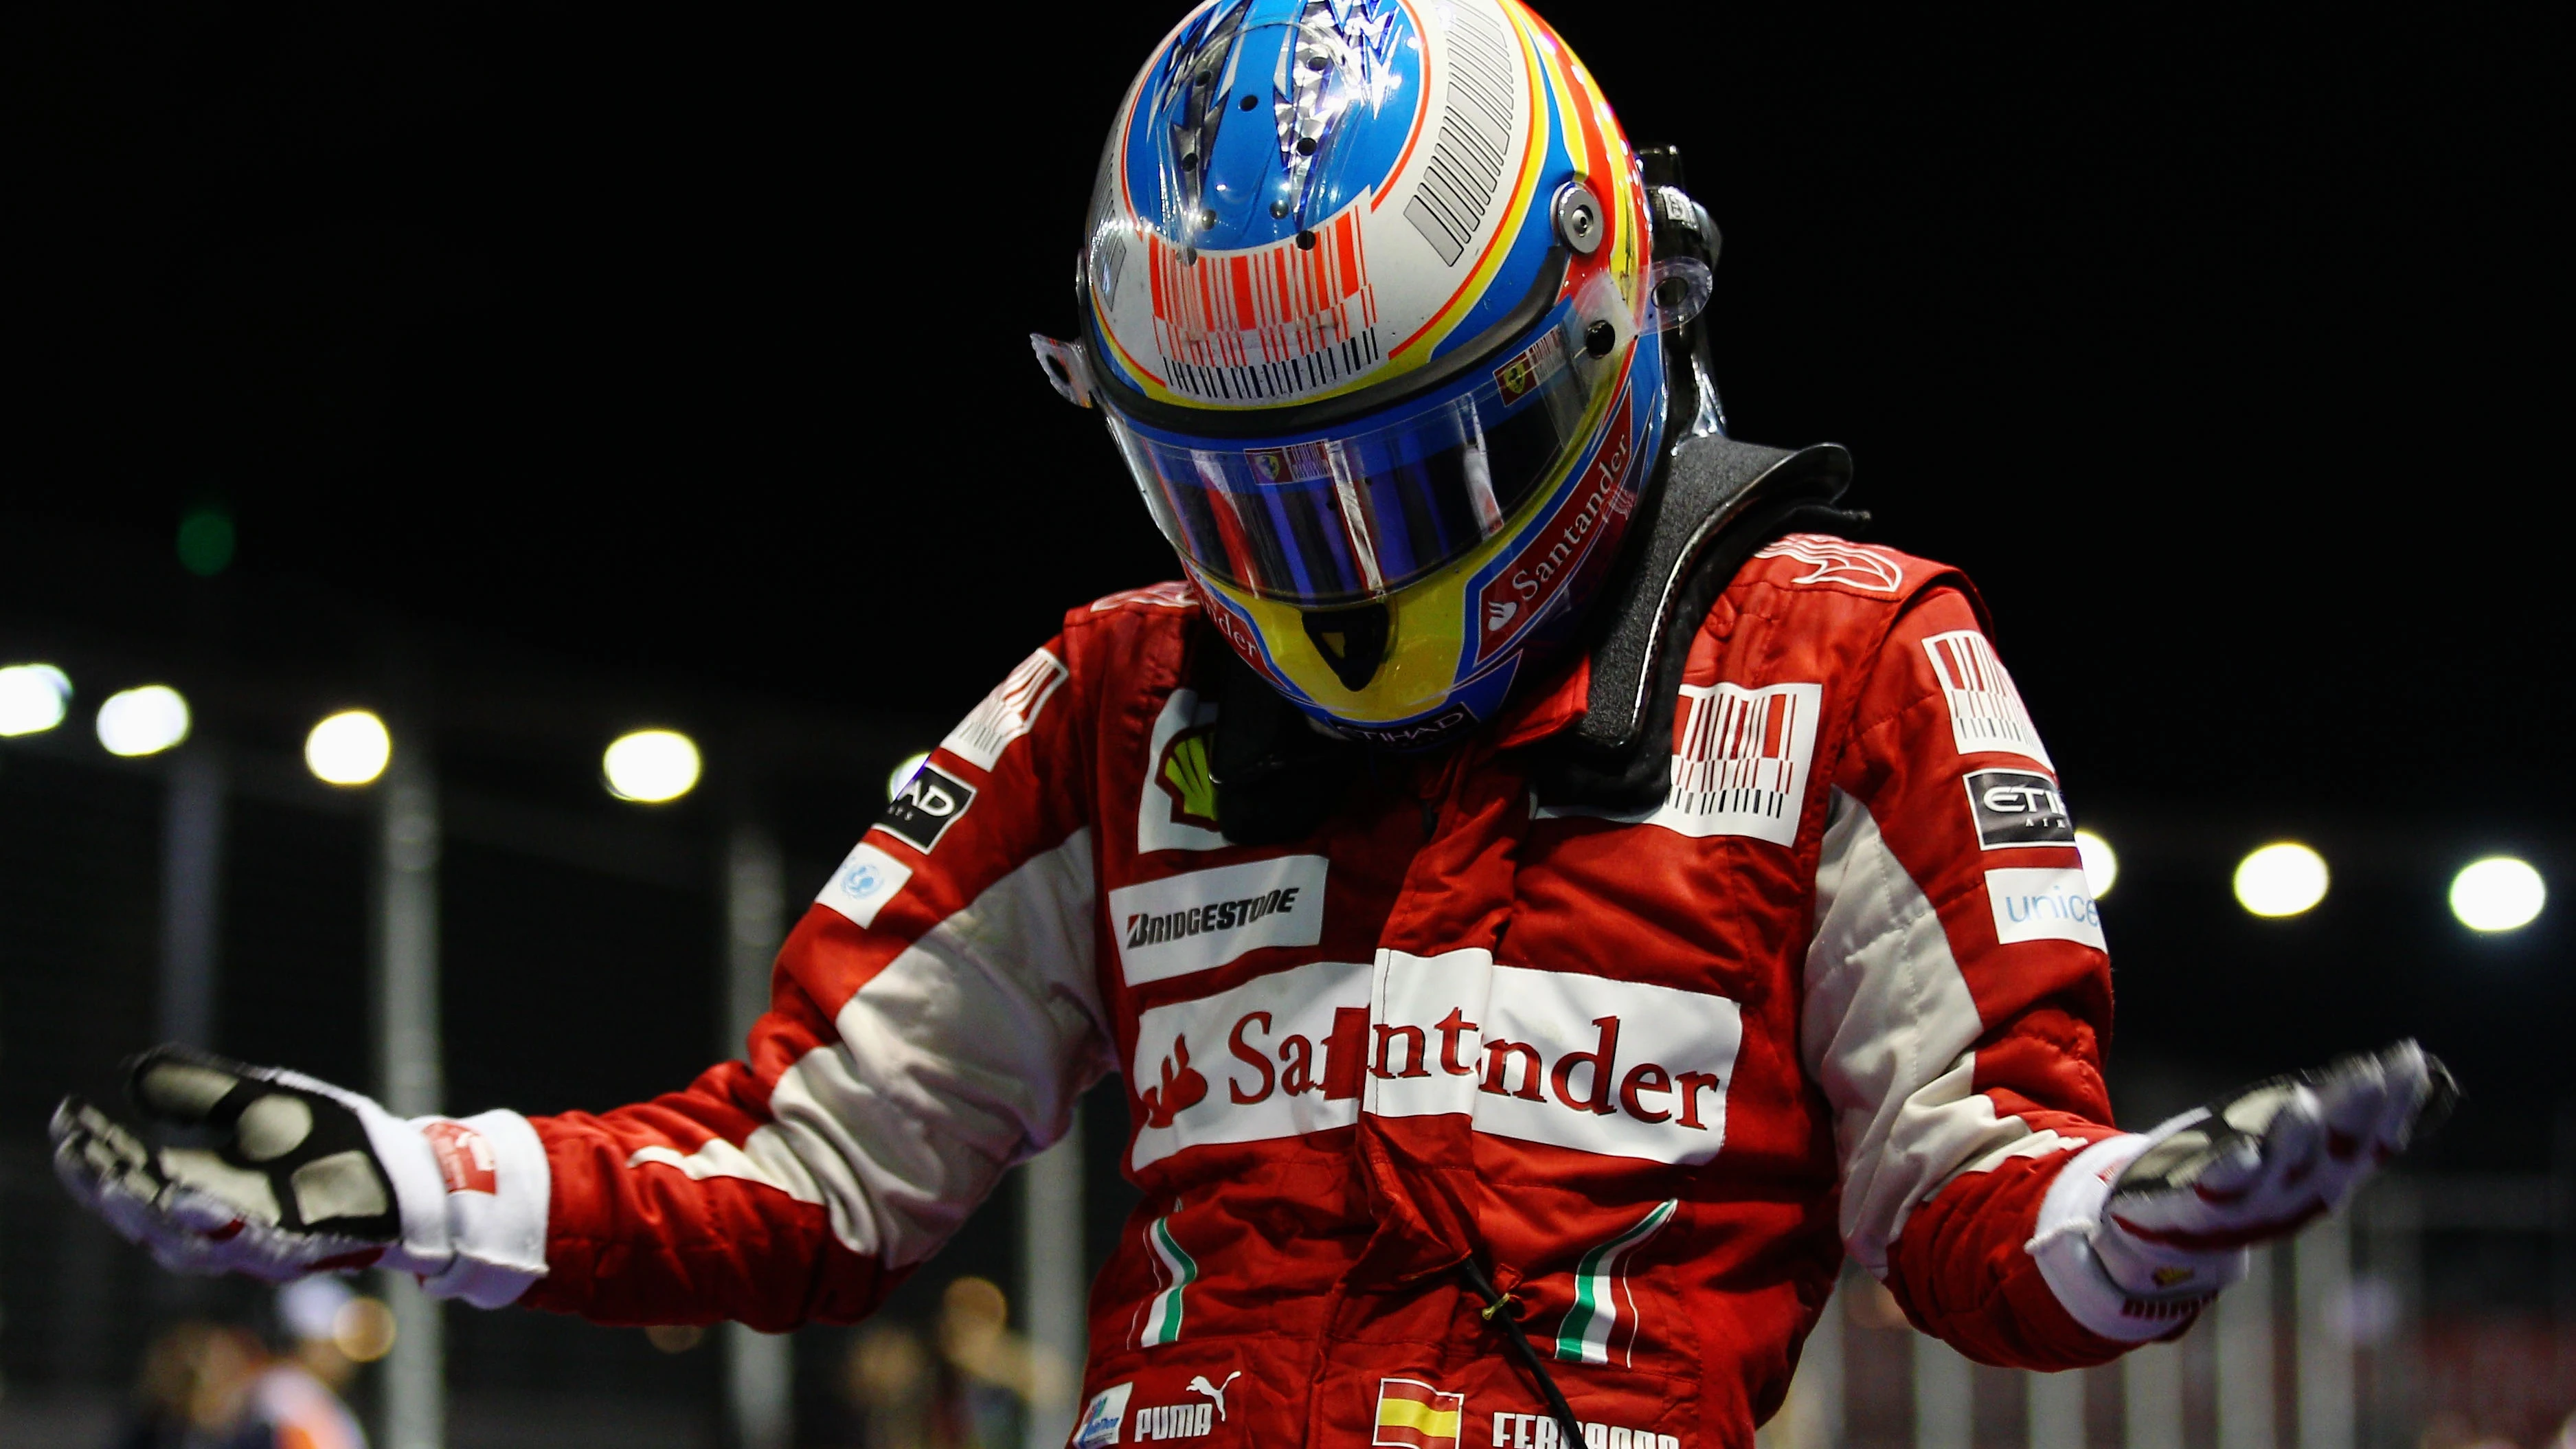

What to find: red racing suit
left=477, top=537, right=2142, bottom=1446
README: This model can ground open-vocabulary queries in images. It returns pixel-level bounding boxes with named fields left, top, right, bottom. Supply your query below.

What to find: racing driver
left=55, top=2, right=2450, bottom=1444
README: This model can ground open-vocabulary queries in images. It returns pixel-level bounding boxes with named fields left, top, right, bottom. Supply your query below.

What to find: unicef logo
left=844, top=864, right=886, bottom=899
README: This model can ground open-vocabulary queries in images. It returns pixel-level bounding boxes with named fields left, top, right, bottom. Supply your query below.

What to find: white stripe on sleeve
left=1803, top=789, right=2077, bottom=1278
left=629, top=829, right=1112, bottom=1268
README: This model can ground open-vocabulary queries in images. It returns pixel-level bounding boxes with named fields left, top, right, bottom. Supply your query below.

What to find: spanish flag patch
left=1372, top=1378, right=1465, bottom=1449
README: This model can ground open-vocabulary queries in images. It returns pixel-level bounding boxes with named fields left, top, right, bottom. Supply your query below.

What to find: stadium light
left=96, top=685, right=192, bottom=756
left=604, top=729, right=701, bottom=803
left=2450, top=857, right=2544, bottom=933
left=0, top=663, right=73, bottom=737
left=306, top=710, right=392, bottom=787
left=2234, top=842, right=2328, bottom=918
left=2074, top=829, right=2119, bottom=897
left=888, top=750, right=931, bottom=801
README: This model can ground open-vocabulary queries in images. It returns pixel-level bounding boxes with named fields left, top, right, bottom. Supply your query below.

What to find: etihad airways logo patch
left=1108, top=856, right=1329, bottom=985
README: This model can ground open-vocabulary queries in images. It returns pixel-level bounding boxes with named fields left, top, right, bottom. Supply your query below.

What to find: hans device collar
left=1206, top=431, right=1862, bottom=842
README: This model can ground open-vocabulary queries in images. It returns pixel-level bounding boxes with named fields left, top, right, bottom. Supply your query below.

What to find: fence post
left=2028, top=1366, right=2084, bottom=1448
left=1022, top=1116, right=1086, bottom=1449
left=722, top=824, right=793, bottom=1449
left=374, top=741, right=444, bottom=1449
left=2123, top=1338, right=2184, bottom=1449
left=2217, top=1245, right=2277, bottom=1449
left=1914, top=1331, right=1972, bottom=1449
left=2296, top=1216, right=2354, bottom=1449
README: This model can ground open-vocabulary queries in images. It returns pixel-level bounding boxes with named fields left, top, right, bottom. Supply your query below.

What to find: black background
left=2, top=0, right=2563, bottom=1225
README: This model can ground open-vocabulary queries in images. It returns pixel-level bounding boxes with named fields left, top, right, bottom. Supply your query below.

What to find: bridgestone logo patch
left=1109, top=855, right=1329, bottom=986
left=1125, top=887, right=1302, bottom=950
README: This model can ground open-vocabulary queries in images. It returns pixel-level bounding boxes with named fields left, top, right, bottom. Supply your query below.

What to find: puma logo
left=1186, top=1371, right=1242, bottom=1421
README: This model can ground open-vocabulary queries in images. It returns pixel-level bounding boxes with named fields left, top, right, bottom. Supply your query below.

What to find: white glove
left=52, top=1045, right=548, bottom=1306
left=2031, top=1039, right=2454, bottom=1341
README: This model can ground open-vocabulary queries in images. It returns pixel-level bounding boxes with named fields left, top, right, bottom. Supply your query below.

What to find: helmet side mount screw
left=1553, top=180, right=1605, bottom=256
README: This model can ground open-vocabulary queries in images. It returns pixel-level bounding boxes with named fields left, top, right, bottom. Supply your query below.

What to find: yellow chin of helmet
left=1193, top=499, right=1534, bottom=730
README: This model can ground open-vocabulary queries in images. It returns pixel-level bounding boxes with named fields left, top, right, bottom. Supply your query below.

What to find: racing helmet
left=1034, top=0, right=1707, bottom=748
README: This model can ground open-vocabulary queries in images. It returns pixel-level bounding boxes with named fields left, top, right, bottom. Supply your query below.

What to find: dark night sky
left=3, top=6, right=2565, bottom=1149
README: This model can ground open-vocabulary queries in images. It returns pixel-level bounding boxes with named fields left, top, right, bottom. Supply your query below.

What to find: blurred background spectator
left=111, top=1279, right=373, bottom=1449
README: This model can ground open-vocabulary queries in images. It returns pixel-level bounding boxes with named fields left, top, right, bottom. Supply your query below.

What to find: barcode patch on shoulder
left=1921, top=631, right=2052, bottom=766
left=1535, top=682, right=1821, bottom=845
left=1663, top=682, right=1822, bottom=843
left=940, top=647, right=1070, bottom=772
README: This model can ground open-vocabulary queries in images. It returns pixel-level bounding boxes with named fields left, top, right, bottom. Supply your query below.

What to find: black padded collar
left=1526, top=434, right=1859, bottom=811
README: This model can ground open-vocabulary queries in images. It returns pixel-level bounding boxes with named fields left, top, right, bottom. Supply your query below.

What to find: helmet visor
left=1105, top=307, right=1618, bottom=607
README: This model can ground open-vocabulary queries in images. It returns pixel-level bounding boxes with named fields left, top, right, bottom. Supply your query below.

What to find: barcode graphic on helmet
left=940, top=648, right=1071, bottom=772
left=1403, top=1, right=1516, bottom=266
left=1661, top=682, right=1822, bottom=844
left=1921, top=631, right=2051, bottom=766
left=1148, top=206, right=1381, bottom=402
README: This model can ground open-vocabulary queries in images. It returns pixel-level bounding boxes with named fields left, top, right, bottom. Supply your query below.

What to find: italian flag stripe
left=1555, top=1198, right=1679, bottom=1364
left=1140, top=1213, right=1198, bottom=1347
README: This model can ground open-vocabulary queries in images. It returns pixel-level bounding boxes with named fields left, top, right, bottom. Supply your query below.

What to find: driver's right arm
left=517, top=638, right=1114, bottom=1328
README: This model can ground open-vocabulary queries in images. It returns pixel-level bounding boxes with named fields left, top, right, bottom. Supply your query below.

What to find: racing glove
left=51, top=1045, right=548, bottom=1307
left=2029, top=1038, right=2454, bottom=1341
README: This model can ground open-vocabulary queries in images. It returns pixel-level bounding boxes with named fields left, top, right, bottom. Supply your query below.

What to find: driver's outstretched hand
left=53, top=1045, right=457, bottom=1283
left=2032, top=1039, right=2454, bottom=1338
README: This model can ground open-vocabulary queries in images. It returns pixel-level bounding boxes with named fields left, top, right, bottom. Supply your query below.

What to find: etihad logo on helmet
left=1126, top=950, right=1745, bottom=1171
left=1474, top=384, right=1637, bottom=662
left=1109, top=856, right=1329, bottom=985
left=1320, top=704, right=1475, bottom=749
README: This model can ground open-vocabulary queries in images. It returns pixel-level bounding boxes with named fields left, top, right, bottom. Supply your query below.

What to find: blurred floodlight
left=605, top=729, right=701, bottom=803
left=306, top=710, right=392, bottom=786
left=95, top=685, right=192, bottom=756
left=2450, top=857, right=2544, bottom=932
left=332, top=1295, right=398, bottom=1362
left=888, top=750, right=931, bottom=802
left=2234, top=842, right=2329, bottom=917
left=0, top=663, right=73, bottom=737
left=2074, top=829, right=2119, bottom=898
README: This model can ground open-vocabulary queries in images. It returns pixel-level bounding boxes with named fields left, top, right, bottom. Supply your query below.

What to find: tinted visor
left=1105, top=311, right=1613, bottom=607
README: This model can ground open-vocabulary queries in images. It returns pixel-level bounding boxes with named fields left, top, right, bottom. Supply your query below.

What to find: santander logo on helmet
left=1035, top=0, right=1695, bottom=745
